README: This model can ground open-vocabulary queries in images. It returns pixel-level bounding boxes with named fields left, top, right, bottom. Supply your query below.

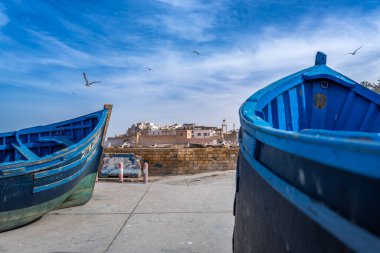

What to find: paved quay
left=0, top=170, right=235, bottom=253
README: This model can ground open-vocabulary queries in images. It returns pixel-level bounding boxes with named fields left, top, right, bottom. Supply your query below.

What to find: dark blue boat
left=0, top=105, right=112, bottom=232
left=233, top=52, right=380, bottom=253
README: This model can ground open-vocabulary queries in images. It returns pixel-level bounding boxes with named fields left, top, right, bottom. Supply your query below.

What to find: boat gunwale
left=249, top=65, right=380, bottom=110
left=0, top=108, right=109, bottom=173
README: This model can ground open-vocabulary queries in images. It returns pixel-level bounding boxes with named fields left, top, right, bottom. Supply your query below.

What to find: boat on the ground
left=0, top=105, right=112, bottom=232
left=233, top=52, right=380, bottom=253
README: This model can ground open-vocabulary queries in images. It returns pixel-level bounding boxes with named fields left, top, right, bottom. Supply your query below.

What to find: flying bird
left=192, top=50, right=200, bottom=55
left=83, top=72, right=101, bottom=87
left=72, top=91, right=76, bottom=95
left=146, top=67, right=153, bottom=71
left=346, top=46, right=363, bottom=55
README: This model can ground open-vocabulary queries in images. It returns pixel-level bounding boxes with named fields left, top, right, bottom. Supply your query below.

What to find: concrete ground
left=0, top=170, right=235, bottom=253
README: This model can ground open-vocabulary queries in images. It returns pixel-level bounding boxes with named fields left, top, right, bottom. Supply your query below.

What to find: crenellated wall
left=104, top=147, right=239, bottom=175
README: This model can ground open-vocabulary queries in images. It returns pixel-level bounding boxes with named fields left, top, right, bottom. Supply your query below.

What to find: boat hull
left=234, top=117, right=380, bottom=253
left=0, top=105, right=112, bottom=232
left=0, top=142, right=103, bottom=232
left=234, top=152, right=354, bottom=253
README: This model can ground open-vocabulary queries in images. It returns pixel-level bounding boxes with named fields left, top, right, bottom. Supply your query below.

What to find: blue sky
left=1, top=0, right=380, bottom=136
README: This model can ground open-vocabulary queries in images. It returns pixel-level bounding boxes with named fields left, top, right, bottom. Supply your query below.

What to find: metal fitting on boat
left=320, top=81, right=329, bottom=89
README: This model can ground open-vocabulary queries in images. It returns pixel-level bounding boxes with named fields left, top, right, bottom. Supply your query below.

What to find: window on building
left=197, top=133, right=201, bottom=137
left=203, top=133, right=208, bottom=136
left=180, top=133, right=183, bottom=136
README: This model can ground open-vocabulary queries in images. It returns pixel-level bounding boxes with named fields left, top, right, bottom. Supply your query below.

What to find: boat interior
left=257, top=79, right=380, bottom=136
left=0, top=111, right=102, bottom=164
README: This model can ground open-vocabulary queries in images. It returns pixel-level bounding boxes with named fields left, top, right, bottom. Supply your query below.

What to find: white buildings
left=107, top=121, right=239, bottom=147
left=127, top=122, right=159, bottom=135
left=147, top=123, right=181, bottom=136
left=127, top=122, right=219, bottom=139
left=191, top=128, right=216, bottom=138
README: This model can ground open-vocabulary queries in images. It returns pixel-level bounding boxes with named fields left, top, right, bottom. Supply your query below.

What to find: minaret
left=222, top=119, right=227, bottom=134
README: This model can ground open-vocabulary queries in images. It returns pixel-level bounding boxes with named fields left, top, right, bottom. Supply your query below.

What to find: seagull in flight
left=192, top=50, right=200, bottom=55
left=72, top=91, right=76, bottom=95
left=346, top=46, right=363, bottom=55
left=83, top=72, right=101, bottom=87
left=146, top=67, right=153, bottom=71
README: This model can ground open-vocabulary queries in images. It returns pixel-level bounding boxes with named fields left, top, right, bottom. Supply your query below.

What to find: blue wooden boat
left=0, top=105, right=112, bottom=232
left=233, top=52, right=380, bottom=253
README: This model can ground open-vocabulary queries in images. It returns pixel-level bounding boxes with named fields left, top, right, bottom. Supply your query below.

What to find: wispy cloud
left=156, top=14, right=215, bottom=42
left=0, top=5, right=8, bottom=28
left=156, top=0, right=212, bottom=10
left=27, top=30, right=93, bottom=66
left=145, top=0, right=225, bottom=42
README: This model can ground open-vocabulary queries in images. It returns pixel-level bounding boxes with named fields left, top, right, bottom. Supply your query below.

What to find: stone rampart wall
left=104, top=147, right=239, bottom=175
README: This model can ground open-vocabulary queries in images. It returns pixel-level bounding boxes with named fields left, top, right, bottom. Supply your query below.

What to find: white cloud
left=27, top=30, right=93, bottom=66
left=156, top=0, right=203, bottom=9
left=148, top=0, right=224, bottom=42
left=156, top=13, right=215, bottom=42
left=0, top=6, right=9, bottom=28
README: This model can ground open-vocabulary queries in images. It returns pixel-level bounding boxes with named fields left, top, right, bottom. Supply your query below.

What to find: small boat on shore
left=233, top=52, right=380, bottom=252
left=0, top=105, right=112, bottom=232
